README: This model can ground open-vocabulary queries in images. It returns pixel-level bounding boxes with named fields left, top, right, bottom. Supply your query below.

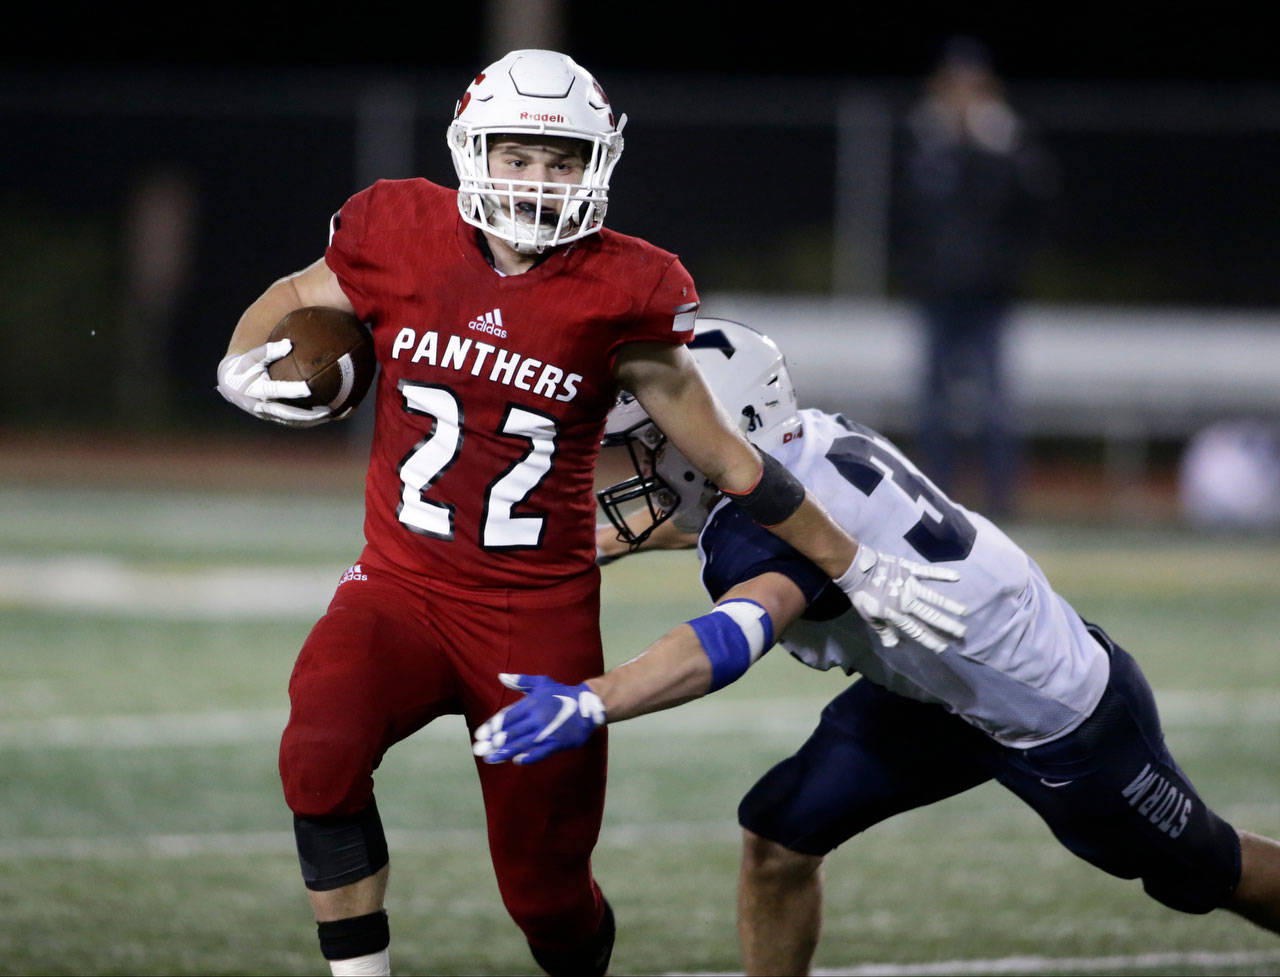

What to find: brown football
left=267, top=307, right=376, bottom=415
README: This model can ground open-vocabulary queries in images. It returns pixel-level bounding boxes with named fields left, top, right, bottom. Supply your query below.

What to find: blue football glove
left=472, top=673, right=606, bottom=765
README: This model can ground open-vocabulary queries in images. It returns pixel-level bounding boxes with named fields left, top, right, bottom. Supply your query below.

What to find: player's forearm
left=227, top=259, right=351, bottom=357
left=596, top=519, right=698, bottom=562
left=689, top=444, right=863, bottom=581
left=759, top=491, right=859, bottom=581
left=615, top=342, right=758, bottom=492
left=227, top=276, right=306, bottom=357
left=586, top=627, right=712, bottom=722
left=615, top=340, right=860, bottom=577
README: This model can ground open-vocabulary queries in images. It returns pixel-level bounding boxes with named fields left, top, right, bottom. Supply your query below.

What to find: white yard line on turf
left=0, top=823, right=736, bottom=861
left=0, top=555, right=338, bottom=619
left=0, top=709, right=291, bottom=749
left=0, top=838, right=1276, bottom=974
left=808, top=949, right=1280, bottom=975
left=2, top=685, right=1278, bottom=751
left=666, top=949, right=1280, bottom=976
left=0, top=704, right=841, bottom=750
left=1, top=831, right=1276, bottom=974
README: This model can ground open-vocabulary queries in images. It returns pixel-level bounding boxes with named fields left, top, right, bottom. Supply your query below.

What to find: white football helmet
left=597, top=317, right=802, bottom=546
left=447, top=49, right=627, bottom=254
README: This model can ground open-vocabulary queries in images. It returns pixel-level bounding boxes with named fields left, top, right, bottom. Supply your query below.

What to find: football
left=267, top=307, right=376, bottom=416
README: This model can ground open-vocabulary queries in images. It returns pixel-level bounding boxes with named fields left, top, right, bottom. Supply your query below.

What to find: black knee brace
left=294, top=797, right=389, bottom=892
left=528, top=899, right=615, bottom=977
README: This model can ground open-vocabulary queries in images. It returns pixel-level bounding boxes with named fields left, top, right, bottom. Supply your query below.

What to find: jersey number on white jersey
left=829, top=417, right=976, bottom=563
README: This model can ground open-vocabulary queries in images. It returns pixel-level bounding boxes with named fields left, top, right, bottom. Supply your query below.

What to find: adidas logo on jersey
left=340, top=563, right=368, bottom=584
left=467, top=308, right=507, bottom=339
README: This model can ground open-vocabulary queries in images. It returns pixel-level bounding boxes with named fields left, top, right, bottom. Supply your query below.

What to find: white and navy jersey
left=697, top=408, right=1109, bottom=749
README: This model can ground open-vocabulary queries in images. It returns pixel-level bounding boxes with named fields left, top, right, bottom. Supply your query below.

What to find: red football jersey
left=326, top=178, right=698, bottom=589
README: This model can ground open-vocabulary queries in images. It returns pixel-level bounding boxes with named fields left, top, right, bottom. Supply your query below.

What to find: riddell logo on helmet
left=520, top=112, right=566, bottom=123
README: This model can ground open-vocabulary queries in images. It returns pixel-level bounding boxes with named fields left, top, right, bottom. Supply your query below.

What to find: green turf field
left=0, top=484, right=1277, bottom=975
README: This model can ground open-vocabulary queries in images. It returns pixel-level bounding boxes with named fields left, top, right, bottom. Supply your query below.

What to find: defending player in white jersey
left=474, top=317, right=1280, bottom=974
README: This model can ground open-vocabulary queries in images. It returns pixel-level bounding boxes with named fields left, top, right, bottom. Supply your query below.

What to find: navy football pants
left=738, top=625, right=1241, bottom=914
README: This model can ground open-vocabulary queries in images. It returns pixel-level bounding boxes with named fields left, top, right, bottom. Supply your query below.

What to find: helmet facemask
left=596, top=398, right=718, bottom=549
left=597, top=319, right=804, bottom=548
left=447, top=50, right=627, bottom=254
left=449, top=128, right=623, bottom=254
left=597, top=417, right=680, bottom=548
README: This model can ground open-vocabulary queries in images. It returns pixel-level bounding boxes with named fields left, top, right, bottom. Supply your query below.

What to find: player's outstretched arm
left=217, top=258, right=355, bottom=427
left=612, top=342, right=967, bottom=651
left=473, top=572, right=807, bottom=764
left=595, top=517, right=699, bottom=565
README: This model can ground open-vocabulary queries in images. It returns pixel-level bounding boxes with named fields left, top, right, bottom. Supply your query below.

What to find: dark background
left=7, top=6, right=1277, bottom=81
left=3, top=4, right=1278, bottom=440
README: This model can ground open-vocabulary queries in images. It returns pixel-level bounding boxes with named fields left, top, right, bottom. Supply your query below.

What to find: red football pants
left=279, top=556, right=608, bottom=949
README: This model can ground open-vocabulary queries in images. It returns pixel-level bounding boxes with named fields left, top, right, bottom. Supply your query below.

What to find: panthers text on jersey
left=326, top=178, right=698, bottom=589
left=698, top=408, right=1110, bottom=748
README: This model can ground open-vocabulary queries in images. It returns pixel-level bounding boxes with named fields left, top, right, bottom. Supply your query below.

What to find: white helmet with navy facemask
left=447, top=49, right=627, bottom=254
left=598, top=318, right=802, bottom=547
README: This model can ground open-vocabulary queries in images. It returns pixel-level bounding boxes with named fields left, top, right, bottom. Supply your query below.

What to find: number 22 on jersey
left=397, top=381, right=558, bottom=550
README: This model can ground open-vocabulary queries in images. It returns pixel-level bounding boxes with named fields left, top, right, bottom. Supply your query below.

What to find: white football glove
left=836, top=544, right=967, bottom=653
left=216, top=340, right=334, bottom=428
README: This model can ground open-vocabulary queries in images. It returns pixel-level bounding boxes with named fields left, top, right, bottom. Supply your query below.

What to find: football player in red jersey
left=215, top=50, right=966, bottom=977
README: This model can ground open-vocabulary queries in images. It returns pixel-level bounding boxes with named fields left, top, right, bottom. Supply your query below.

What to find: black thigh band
left=723, top=449, right=806, bottom=527
left=294, top=797, right=389, bottom=892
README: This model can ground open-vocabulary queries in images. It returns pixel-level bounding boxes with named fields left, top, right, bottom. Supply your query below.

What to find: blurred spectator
left=897, top=35, right=1060, bottom=517
left=119, top=164, right=199, bottom=425
left=1179, top=419, right=1280, bottom=531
